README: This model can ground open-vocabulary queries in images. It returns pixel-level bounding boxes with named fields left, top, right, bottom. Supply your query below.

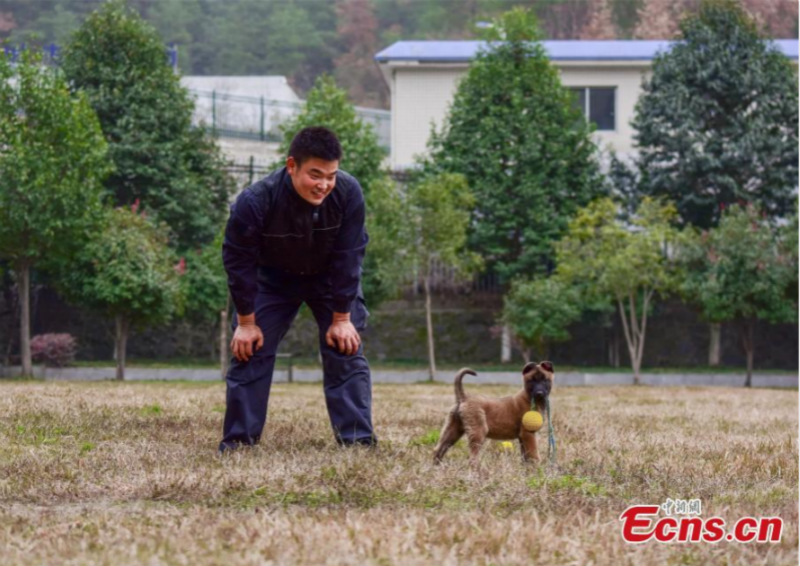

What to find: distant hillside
left=0, top=0, right=796, bottom=108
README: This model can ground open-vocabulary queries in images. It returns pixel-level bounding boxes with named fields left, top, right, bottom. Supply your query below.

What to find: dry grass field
left=0, top=379, right=797, bottom=566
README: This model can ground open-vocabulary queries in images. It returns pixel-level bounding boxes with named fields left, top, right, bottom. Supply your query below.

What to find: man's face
left=286, top=156, right=339, bottom=206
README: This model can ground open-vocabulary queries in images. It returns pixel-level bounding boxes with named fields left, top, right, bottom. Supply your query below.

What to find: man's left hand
left=326, top=312, right=361, bottom=356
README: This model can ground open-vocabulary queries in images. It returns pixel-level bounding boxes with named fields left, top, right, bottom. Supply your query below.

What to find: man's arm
left=222, top=188, right=264, bottom=361
left=329, top=180, right=368, bottom=313
left=325, top=179, right=369, bottom=356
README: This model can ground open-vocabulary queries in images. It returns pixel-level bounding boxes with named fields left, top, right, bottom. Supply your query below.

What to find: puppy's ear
left=522, top=361, right=537, bottom=375
left=540, top=361, right=554, bottom=373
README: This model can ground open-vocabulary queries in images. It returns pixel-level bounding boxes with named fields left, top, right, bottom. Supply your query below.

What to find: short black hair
left=288, top=126, right=342, bottom=166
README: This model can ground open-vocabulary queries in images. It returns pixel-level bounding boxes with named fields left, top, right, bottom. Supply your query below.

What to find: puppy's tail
left=454, top=368, right=476, bottom=404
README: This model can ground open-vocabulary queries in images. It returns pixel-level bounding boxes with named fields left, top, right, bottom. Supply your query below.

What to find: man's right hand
left=230, top=313, right=264, bottom=362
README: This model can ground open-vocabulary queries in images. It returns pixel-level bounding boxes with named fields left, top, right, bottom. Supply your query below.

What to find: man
left=219, top=126, right=376, bottom=452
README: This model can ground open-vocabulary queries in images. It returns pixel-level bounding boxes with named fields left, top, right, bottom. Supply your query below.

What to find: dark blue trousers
left=219, top=269, right=375, bottom=452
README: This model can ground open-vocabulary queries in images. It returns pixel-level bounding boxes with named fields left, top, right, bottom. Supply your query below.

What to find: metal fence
left=187, top=89, right=390, bottom=150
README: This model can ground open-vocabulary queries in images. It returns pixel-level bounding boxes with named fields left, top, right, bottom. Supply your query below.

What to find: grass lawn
left=0, top=380, right=796, bottom=565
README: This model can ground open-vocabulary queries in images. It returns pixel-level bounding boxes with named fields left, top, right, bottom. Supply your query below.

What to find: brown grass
left=0, top=379, right=796, bottom=566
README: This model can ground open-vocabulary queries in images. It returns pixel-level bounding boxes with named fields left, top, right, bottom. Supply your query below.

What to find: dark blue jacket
left=222, top=167, right=368, bottom=315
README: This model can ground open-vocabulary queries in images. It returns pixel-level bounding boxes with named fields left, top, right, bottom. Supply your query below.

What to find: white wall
left=558, top=65, right=651, bottom=159
left=388, top=64, right=651, bottom=170
left=391, top=67, right=465, bottom=170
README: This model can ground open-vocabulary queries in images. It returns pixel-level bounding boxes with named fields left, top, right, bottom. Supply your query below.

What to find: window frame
left=570, top=86, right=617, bottom=132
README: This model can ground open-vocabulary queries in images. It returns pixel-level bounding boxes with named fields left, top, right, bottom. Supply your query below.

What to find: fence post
left=212, top=90, right=217, bottom=133
left=260, top=96, right=265, bottom=141
left=248, top=155, right=255, bottom=186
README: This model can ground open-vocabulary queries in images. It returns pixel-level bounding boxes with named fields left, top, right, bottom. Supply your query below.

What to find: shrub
left=30, top=334, right=77, bottom=367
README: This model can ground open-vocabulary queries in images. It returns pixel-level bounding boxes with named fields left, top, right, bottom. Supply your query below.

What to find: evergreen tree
left=60, top=1, right=234, bottom=250
left=427, top=7, right=605, bottom=283
left=633, top=0, right=798, bottom=229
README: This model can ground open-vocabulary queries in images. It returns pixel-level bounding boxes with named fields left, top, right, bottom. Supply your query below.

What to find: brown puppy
left=433, top=361, right=554, bottom=466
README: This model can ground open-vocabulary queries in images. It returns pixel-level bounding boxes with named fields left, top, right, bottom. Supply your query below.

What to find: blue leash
left=546, top=396, right=556, bottom=463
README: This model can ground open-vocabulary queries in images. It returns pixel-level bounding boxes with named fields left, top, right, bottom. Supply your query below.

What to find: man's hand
left=230, top=313, right=263, bottom=362
left=326, top=312, right=361, bottom=356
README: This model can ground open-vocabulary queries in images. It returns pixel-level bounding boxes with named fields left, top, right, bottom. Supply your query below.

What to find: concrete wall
left=1, top=365, right=795, bottom=388
left=6, top=289, right=796, bottom=371
left=220, top=138, right=282, bottom=166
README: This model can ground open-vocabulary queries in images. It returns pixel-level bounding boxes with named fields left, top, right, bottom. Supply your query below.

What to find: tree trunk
left=631, top=356, right=641, bottom=386
left=220, top=309, right=228, bottom=380
left=423, top=273, right=436, bottom=382
left=634, top=290, right=651, bottom=385
left=608, top=315, right=620, bottom=368
left=501, top=323, right=512, bottom=363
left=617, top=289, right=652, bottom=386
left=741, top=320, right=755, bottom=388
left=617, top=298, right=640, bottom=385
left=708, top=322, right=721, bottom=366
left=115, top=315, right=129, bottom=381
left=535, top=338, right=549, bottom=363
left=18, top=262, right=32, bottom=376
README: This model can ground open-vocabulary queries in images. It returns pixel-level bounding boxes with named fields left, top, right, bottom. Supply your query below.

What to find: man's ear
left=286, top=155, right=296, bottom=175
left=522, top=361, right=537, bottom=375
left=540, top=361, right=554, bottom=373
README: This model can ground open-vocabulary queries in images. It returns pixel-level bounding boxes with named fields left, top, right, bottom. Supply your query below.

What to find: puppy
left=433, top=361, right=554, bottom=466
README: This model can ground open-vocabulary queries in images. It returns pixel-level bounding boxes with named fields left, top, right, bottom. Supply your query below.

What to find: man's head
left=286, top=126, right=342, bottom=206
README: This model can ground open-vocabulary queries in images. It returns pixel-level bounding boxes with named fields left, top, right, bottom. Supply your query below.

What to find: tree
left=0, top=50, right=109, bottom=376
left=680, top=204, right=797, bottom=386
left=60, top=0, right=234, bottom=250
left=427, top=7, right=605, bottom=284
left=277, top=74, right=385, bottom=192
left=555, top=198, right=685, bottom=384
left=277, top=74, right=404, bottom=307
left=179, top=230, right=228, bottom=357
left=405, top=173, right=482, bottom=381
left=633, top=0, right=684, bottom=39
left=502, top=276, right=583, bottom=363
left=580, top=0, right=618, bottom=39
left=334, top=0, right=389, bottom=108
left=361, top=175, right=411, bottom=306
left=62, top=206, right=183, bottom=381
left=633, top=0, right=798, bottom=229
left=190, top=0, right=336, bottom=93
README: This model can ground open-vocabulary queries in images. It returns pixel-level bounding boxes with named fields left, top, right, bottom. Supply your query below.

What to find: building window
left=570, top=87, right=616, bottom=131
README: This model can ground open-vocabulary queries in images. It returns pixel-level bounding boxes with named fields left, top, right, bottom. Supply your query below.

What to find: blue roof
left=375, top=39, right=799, bottom=62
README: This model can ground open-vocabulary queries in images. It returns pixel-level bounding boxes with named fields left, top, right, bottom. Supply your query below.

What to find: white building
left=179, top=76, right=302, bottom=174
left=180, top=75, right=302, bottom=137
left=180, top=75, right=391, bottom=179
left=375, top=39, right=799, bottom=171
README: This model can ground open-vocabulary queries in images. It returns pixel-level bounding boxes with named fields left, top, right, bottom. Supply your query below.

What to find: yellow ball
left=522, top=411, right=544, bottom=432
left=500, top=441, right=514, bottom=450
